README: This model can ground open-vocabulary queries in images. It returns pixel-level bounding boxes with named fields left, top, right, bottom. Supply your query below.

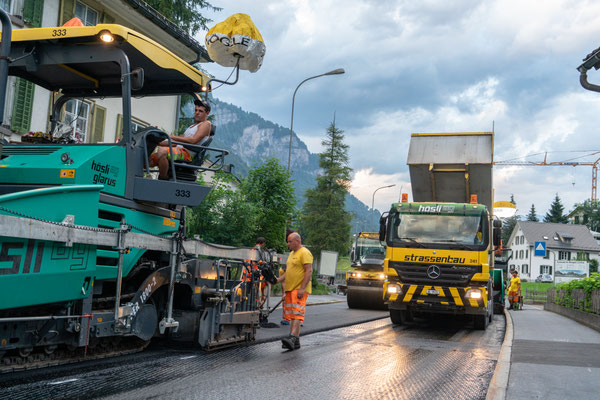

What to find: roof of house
left=516, top=221, right=600, bottom=252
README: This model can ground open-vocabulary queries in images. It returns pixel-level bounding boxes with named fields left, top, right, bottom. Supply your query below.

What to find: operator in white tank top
left=153, top=98, right=212, bottom=180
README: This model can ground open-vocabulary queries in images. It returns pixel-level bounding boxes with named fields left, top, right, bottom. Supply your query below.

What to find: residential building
left=0, top=0, right=209, bottom=144
left=507, top=221, right=600, bottom=283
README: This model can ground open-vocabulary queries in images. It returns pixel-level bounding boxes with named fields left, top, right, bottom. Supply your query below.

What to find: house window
left=520, top=250, right=524, bottom=259
left=522, top=264, right=529, bottom=274
left=575, top=216, right=580, bottom=224
left=541, top=265, right=553, bottom=274
left=525, top=249, right=528, bottom=259
left=75, top=1, right=98, bottom=26
left=558, top=251, right=571, bottom=261
left=64, top=99, right=90, bottom=143
left=544, top=250, right=550, bottom=260
left=115, top=113, right=149, bottom=141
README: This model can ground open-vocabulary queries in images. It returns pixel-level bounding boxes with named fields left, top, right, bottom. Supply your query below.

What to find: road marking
left=180, top=355, right=197, bottom=360
left=49, top=378, right=79, bottom=385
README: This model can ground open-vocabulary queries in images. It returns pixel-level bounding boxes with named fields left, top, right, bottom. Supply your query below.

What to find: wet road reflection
left=0, top=315, right=504, bottom=400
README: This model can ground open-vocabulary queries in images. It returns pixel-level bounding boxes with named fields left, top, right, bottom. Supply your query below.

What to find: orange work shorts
left=283, top=289, right=308, bottom=322
left=508, top=291, right=519, bottom=302
left=150, top=147, right=192, bottom=166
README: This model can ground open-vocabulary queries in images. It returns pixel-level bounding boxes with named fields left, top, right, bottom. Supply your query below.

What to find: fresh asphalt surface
left=0, top=295, right=505, bottom=400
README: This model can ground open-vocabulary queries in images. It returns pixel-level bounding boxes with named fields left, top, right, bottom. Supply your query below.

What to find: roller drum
left=346, top=284, right=386, bottom=310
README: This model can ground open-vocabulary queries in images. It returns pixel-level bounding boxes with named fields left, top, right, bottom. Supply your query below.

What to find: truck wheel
left=390, top=309, right=411, bottom=325
left=474, top=313, right=489, bottom=330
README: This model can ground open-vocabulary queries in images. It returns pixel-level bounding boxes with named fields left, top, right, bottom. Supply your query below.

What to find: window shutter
left=23, top=0, right=44, bottom=27
left=60, top=0, right=75, bottom=25
left=11, top=78, right=35, bottom=134
left=90, top=104, right=106, bottom=143
left=115, top=113, right=123, bottom=141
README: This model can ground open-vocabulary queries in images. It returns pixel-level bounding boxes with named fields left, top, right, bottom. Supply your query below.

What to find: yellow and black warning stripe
left=385, top=283, right=486, bottom=308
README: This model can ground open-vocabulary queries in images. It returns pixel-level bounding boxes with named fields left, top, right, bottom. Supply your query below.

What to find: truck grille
left=389, top=261, right=480, bottom=287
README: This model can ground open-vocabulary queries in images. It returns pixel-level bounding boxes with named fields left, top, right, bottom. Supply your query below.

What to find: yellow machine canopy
left=2, top=24, right=210, bottom=96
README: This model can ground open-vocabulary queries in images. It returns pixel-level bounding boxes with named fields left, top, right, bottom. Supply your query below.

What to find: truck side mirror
left=492, top=219, right=502, bottom=247
left=379, top=213, right=388, bottom=242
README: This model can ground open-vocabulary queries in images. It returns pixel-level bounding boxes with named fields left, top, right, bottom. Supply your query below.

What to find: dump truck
left=379, top=132, right=501, bottom=329
left=345, top=232, right=387, bottom=309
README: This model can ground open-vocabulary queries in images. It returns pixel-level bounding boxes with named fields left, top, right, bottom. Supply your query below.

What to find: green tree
left=570, top=199, right=600, bottom=231
left=544, top=193, right=569, bottom=224
left=501, top=194, right=518, bottom=244
left=590, top=259, right=599, bottom=274
left=527, top=204, right=539, bottom=221
left=187, top=172, right=258, bottom=246
left=301, top=121, right=353, bottom=259
left=146, top=0, right=221, bottom=34
left=242, top=158, right=296, bottom=253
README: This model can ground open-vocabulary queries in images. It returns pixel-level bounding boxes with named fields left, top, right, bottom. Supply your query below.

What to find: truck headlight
left=387, top=284, right=400, bottom=294
left=379, top=273, right=385, bottom=279
left=465, top=289, right=482, bottom=299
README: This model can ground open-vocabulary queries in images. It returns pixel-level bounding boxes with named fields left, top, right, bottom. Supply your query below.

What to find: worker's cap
left=193, top=94, right=211, bottom=113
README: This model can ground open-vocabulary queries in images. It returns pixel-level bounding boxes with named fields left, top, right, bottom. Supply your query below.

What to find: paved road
left=507, top=304, right=600, bottom=400
left=0, top=302, right=504, bottom=400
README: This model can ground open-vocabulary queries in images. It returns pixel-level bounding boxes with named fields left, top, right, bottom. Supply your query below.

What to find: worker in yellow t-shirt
left=508, top=270, right=521, bottom=310
left=276, top=232, right=313, bottom=351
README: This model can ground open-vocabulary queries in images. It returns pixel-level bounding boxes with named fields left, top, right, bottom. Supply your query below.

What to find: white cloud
left=350, top=168, right=410, bottom=212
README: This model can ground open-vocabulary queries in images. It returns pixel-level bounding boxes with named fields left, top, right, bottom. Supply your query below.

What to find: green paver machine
left=0, top=11, right=277, bottom=370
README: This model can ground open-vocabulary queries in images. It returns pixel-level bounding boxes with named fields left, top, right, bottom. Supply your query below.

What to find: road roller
left=346, top=232, right=387, bottom=309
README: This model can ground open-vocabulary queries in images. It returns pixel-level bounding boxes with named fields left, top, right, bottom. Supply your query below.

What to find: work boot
left=281, top=335, right=300, bottom=350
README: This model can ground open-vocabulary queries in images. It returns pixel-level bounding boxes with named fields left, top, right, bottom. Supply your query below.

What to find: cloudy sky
left=197, top=0, right=600, bottom=217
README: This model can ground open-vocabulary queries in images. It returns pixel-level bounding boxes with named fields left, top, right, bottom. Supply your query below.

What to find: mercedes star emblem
left=427, top=264, right=441, bottom=279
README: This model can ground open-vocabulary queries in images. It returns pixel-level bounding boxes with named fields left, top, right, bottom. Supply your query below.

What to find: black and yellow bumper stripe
left=384, top=283, right=486, bottom=309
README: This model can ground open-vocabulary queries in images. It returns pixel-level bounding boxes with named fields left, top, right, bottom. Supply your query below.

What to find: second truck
left=379, top=132, right=501, bottom=330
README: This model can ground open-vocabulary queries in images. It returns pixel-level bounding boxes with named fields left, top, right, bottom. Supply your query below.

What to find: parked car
left=535, top=274, right=553, bottom=283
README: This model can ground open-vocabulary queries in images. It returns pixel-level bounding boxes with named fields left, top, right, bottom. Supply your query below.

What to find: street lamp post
left=371, top=184, right=396, bottom=212
left=368, top=184, right=396, bottom=231
left=287, top=68, right=345, bottom=172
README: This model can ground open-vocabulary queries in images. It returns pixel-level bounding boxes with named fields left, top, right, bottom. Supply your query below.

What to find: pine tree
left=301, top=120, right=352, bottom=259
left=544, top=193, right=569, bottom=223
left=527, top=204, right=539, bottom=222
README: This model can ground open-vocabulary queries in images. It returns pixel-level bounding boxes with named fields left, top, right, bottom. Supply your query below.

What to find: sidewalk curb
left=485, top=308, right=513, bottom=400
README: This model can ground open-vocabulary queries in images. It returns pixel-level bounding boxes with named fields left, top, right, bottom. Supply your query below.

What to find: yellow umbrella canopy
left=493, top=201, right=517, bottom=219
left=205, top=13, right=266, bottom=73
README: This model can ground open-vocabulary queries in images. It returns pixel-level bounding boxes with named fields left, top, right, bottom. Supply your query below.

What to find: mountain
left=186, top=97, right=381, bottom=233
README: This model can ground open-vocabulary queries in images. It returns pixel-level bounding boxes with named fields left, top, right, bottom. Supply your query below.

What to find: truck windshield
left=390, top=213, right=487, bottom=249
left=356, top=236, right=385, bottom=260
